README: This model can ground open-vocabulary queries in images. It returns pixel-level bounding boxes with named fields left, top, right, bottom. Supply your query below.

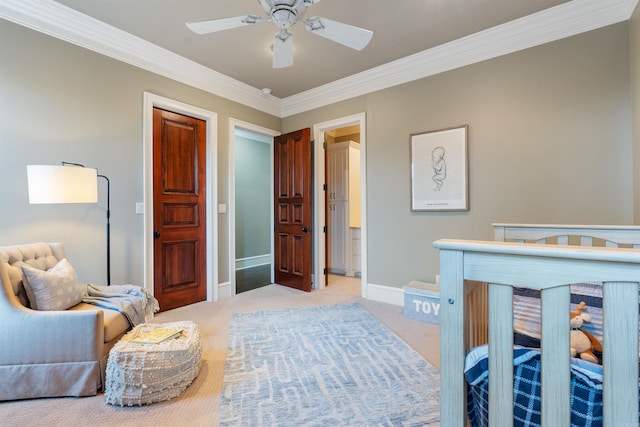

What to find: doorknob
left=154, top=230, right=160, bottom=239
left=302, top=226, right=309, bottom=233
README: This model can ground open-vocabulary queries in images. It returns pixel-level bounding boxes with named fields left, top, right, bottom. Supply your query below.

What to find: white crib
left=434, top=224, right=640, bottom=426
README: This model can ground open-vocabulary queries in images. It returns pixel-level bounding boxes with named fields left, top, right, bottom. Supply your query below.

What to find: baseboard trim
left=235, top=254, right=271, bottom=270
left=365, top=283, right=404, bottom=307
left=217, top=279, right=404, bottom=305
left=218, top=281, right=232, bottom=300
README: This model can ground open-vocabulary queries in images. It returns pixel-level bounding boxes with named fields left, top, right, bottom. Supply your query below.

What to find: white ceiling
left=1, top=0, right=637, bottom=117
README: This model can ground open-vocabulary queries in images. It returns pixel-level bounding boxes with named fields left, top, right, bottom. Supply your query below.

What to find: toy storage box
left=403, top=280, right=440, bottom=324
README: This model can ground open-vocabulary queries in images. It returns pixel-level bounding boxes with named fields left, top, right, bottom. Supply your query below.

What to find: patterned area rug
left=218, top=303, right=440, bottom=426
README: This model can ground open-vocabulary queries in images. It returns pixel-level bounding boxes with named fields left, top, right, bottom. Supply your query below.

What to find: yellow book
left=133, top=327, right=183, bottom=344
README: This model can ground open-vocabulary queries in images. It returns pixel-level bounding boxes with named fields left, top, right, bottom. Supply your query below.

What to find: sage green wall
left=235, top=136, right=271, bottom=259
left=0, top=20, right=280, bottom=286
left=1, top=18, right=635, bottom=293
left=283, top=23, right=633, bottom=289
left=631, top=4, right=640, bottom=224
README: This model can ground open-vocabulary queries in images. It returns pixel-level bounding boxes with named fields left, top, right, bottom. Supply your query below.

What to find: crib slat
left=580, top=236, right=593, bottom=246
left=540, top=286, right=571, bottom=427
left=603, top=281, right=639, bottom=426
left=488, top=283, right=514, bottom=427
left=439, top=249, right=466, bottom=426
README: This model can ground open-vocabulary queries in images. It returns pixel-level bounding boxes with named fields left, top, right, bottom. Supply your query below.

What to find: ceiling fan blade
left=273, top=30, right=294, bottom=69
left=304, top=17, right=373, bottom=51
left=186, top=15, right=265, bottom=35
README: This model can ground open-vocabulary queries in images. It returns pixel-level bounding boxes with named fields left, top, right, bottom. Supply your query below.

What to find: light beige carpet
left=0, top=277, right=440, bottom=427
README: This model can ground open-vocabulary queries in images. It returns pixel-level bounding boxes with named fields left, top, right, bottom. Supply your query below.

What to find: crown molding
left=280, top=0, right=638, bottom=117
left=0, top=0, right=637, bottom=118
left=0, top=0, right=281, bottom=117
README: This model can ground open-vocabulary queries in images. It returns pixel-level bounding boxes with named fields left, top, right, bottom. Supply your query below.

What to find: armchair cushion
left=69, top=303, right=130, bottom=342
left=1, top=242, right=60, bottom=307
left=21, top=258, right=84, bottom=311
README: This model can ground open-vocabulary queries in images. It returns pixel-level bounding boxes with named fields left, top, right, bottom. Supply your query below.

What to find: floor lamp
left=27, top=163, right=111, bottom=286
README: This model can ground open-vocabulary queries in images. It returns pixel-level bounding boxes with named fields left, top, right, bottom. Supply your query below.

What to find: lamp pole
left=99, top=173, right=110, bottom=286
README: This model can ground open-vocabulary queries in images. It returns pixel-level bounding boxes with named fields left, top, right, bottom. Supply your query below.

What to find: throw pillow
left=22, top=258, right=85, bottom=310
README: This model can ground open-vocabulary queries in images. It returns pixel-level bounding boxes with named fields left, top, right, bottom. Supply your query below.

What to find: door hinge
left=323, top=268, right=328, bottom=275
left=323, top=142, right=327, bottom=149
left=323, top=183, right=327, bottom=191
left=323, top=225, right=327, bottom=233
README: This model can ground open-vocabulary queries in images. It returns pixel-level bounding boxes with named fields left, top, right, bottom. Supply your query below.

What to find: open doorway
left=313, top=113, right=367, bottom=298
left=228, top=119, right=280, bottom=297
left=234, top=128, right=272, bottom=293
left=325, top=125, right=361, bottom=291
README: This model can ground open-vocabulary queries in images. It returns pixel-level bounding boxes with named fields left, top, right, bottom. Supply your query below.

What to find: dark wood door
left=153, top=107, right=207, bottom=311
left=273, top=128, right=312, bottom=292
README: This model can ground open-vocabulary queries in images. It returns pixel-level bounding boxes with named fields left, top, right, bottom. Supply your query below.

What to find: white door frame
left=227, top=118, right=280, bottom=298
left=142, top=92, right=218, bottom=301
left=313, top=113, right=368, bottom=297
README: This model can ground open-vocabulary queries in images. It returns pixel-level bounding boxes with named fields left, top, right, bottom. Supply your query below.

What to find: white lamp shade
left=27, top=165, right=98, bottom=204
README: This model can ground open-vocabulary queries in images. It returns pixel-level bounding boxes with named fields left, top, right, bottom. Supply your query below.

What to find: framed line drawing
left=410, top=125, right=468, bottom=212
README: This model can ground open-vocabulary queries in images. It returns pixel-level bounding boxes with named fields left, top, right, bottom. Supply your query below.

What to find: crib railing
left=434, top=239, right=640, bottom=427
left=462, top=224, right=640, bottom=350
left=494, top=223, right=640, bottom=249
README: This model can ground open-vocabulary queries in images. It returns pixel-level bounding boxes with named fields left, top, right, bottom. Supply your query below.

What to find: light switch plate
left=135, top=202, right=144, bottom=214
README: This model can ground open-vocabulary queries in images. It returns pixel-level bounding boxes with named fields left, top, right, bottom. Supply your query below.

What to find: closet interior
left=325, top=126, right=361, bottom=278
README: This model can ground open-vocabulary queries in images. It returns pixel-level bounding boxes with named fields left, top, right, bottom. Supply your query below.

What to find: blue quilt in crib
left=464, top=346, right=640, bottom=427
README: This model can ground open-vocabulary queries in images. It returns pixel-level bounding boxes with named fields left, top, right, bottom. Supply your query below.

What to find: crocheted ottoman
left=105, top=320, right=202, bottom=406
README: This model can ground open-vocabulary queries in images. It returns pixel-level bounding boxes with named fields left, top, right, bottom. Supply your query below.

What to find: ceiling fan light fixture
left=272, top=8, right=298, bottom=29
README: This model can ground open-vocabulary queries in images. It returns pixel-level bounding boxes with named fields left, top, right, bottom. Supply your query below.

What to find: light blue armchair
left=0, top=242, right=131, bottom=400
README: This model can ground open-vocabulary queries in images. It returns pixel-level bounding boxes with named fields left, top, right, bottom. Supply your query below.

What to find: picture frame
left=410, top=125, right=468, bottom=212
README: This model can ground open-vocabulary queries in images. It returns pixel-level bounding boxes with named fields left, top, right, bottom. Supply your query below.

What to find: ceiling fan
left=186, top=0, right=373, bottom=69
